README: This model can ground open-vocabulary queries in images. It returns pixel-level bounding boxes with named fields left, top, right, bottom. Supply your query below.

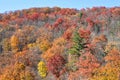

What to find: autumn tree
left=41, top=37, right=66, bottom=61
left=0, top=62, right=35, bottom=80
left=0, top=7, right=120, bottom=80
left=63, top=27, right=76, bottom=41
left=38, top=61, right=47, bottom=78
left=47, top=54, right=66, bottom=78
left=66, top=30, right=87, bottom=72
left=68, top=51, right=100, bottom=80
left=2, top=38, right=11, bottom=52
left=10, top=35, right=19, bottom=52
left=39, top=39, right=51, bottom=52
left=91, top=48, right=120, bottom=80
left=78, top=27, right=91, bottom=40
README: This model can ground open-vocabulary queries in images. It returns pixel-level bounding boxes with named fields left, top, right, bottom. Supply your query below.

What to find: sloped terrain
left=0, top=7, right=120, bottom=80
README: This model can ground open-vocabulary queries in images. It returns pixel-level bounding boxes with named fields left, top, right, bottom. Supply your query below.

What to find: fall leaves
left=47, top=54, right=66, bottom=78
left=10, top=35, right=19, bottom=52
left=38, top=61, right=47, bottom=78
left=91, top=48, right=120, bottom=80
left=0, top=7, right=120, bottom=80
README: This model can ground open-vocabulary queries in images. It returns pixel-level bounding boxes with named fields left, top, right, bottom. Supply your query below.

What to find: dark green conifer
left=68, top=31, right=85, bottom=56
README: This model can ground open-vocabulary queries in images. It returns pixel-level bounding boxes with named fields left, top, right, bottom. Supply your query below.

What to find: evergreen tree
left=79, top=12, right=83, bottom=19
left=68, top=31, right=85, bottom=56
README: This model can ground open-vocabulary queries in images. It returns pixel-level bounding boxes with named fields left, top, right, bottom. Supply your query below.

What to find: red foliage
left=47, top=54, right=66, bottom=78
left=63, top=29, right=72, bottom=40
left=27, top=12, right=39, bottom=21
left=79, top=27, right=91, bottom=39
left=58, top=8, right=77, bottom=15
left=0, top=7, right=119, bottom=80
left=56, top=18, right=63, bottom=24
left=15, top=18, right=24, bottom=25
left=111, top=8, right=120, bottom=16
left=53, top=18, right=63, bottom=28
left=86, top=17, right=93, bottom=23
left=86, top=17, right=94, bottom=29
left=76, top=51, right=100, bottom=77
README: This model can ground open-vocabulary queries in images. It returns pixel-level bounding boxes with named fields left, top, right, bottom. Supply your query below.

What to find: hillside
left=0, top=7, right=120, bottom=80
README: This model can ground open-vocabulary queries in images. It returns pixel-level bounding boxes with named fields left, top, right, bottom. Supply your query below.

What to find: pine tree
left=67, top=30, right=86, bottom=72
left=68, top=31, right=85, bottom=56
left=79, top=12, right=83, bottom=19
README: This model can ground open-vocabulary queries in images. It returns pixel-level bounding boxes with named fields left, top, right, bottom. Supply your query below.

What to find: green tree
left=68, top=31, right=85, bottom=56
left=79, top=12, right=83, bottom=19
left=67, top=30, right=86, bottom=72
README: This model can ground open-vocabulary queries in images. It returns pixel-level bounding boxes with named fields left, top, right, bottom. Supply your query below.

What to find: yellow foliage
left=38, top=61, right=47, bottom=78
left=0, top=62, right=26, bottom=80
left=14, top=62, right=25, bottom=71
left=53, top=37, right=66, bottom=46
left=91, top=63, right=120, bottom=80
left=41, top=37, right=66, bottom=61
left=41, top=45, right=63, bottom=61
left=39, top=40, right=51, bottom=52
left=20, top=70, right=34, bottom=80
left=10, top=35, right=19, bottom=52
left=27, top=43, right=36, bottom=49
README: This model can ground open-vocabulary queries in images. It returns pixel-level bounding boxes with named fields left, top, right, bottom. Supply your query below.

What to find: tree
left=41, top=37, right=66, bottom=61
left=38, top=61, right=47, bottom=78
left=67, top=30, right=87, bottom=73
left=63, top=27, right=75, bottom=41
left=39, top=39, right=51, bottom=52
left=91, top=48, right=120, bottom=80
left=78, top=27, right=91, bottom=40
left=0, top=62, right=35, bottom=80
left=68, top=51, right=100, bottom=80
left=47, top=54, right=66, bottom=78
left=79, top=12, right=83, bottom=19
left=2, top=38, right=11, bottom=52
left=68, top=31, right=85, bottom=56
left=0, top=62, right=25, bottom=80
left=10, top=35, right=19, bottom=52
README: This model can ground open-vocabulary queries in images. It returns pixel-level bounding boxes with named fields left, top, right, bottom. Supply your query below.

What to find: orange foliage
left=41, top=37, right=66, bottom=61
left=79, top=27, right=91, bottom=39
left=68, top=51, right=100, bottom=80
left=77, top=51, right=100, bottom=77
left=0, top=7, right=120, bottom=80
left=105, top=47, right=120, bottom=62
left=91, top=48, right=120, bottom=80
left=63, top=27, right=75, bottom=40
left=92, top=34, right=107, bottom=43
left=39, top=39, right=51, bottom=52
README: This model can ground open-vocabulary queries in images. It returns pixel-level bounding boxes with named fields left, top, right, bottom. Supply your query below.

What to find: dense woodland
left=0, top=7, right=120, bottom=80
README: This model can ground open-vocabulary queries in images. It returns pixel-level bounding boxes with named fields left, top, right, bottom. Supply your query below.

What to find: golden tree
left=41, top=37, right=66, bottom=61
left=38, top=61, right=47, bottom=78
left=39, top=39, right=51, bottom=52
left=10, top=35, right=19, bottom=52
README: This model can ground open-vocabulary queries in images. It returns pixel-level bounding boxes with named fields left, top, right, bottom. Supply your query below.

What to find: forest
left=0, top=7, right=120, bottom=80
